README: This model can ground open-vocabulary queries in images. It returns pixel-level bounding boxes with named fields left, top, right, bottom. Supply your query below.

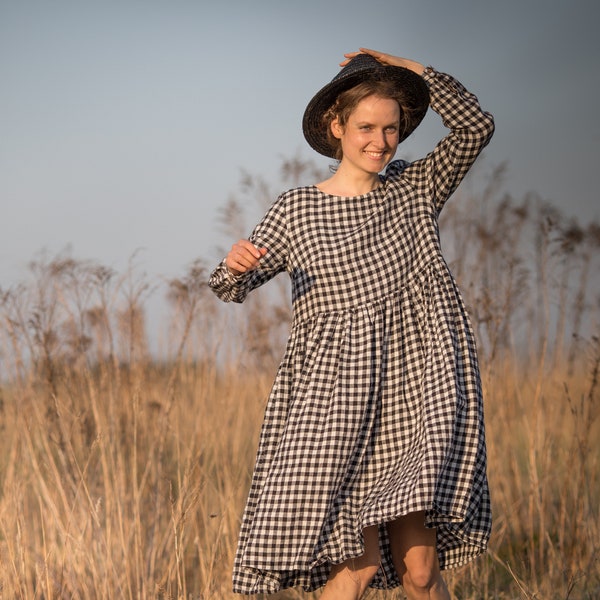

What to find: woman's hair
left=322, top=78, right=419, bottom=161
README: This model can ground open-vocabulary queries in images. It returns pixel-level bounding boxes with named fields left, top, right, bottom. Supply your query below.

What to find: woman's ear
left=331, top=118, right=343, bottom=140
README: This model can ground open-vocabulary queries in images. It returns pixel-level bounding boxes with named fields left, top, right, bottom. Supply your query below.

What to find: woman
left=209, top=48, right=494, bottom=599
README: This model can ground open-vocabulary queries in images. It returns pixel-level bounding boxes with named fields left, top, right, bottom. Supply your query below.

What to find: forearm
left=423, top=67, right=495, bottom=146
left=403, top=67, right=494, bottom=210
left=208, top=195, right=289, bottom=303
left=208, top=260, right=253, bottom=303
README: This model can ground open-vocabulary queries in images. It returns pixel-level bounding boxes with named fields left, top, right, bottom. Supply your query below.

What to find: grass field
left=1, top=160, right=598, bottom=598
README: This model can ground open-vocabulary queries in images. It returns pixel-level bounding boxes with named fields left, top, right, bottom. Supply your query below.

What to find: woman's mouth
left=365, top=150, right=386, bottom=159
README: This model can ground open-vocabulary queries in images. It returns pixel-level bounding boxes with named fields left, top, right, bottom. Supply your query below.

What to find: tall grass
left=0, top=157, right=598, bottom=598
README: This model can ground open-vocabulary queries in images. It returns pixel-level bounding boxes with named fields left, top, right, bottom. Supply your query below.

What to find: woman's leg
left=386, top=511, right=450, bottom=600
left=320, top=525, right=380, bottom=600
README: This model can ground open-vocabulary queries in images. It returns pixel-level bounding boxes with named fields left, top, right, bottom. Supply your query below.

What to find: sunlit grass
left=0, top=158, right=598, bottom=598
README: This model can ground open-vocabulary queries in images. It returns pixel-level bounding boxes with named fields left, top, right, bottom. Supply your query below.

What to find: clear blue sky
left=1, top=0, right=598, bottom=287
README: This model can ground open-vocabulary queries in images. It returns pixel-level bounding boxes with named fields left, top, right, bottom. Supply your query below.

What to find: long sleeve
left=208, top=194, right=289, bottom=303
left=397, top=66, right=495, bottom=212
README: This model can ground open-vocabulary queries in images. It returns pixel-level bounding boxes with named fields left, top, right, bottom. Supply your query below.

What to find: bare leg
left=320, top=525, right=380, bottom=600
left=386, top=511, right=450, bottom=600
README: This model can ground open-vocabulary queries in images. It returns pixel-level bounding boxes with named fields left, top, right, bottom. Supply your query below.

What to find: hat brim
left=302, top=55, right=430, bottom=159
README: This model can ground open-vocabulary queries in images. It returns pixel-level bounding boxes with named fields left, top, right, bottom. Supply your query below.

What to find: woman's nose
left=373, top=129, right=388, bottom=147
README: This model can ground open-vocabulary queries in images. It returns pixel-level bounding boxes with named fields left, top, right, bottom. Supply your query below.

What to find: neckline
left=312, top=178, right=385, bottom=200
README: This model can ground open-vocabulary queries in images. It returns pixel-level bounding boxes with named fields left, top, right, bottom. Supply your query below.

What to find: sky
left=1, top=0, right=598, bottom=290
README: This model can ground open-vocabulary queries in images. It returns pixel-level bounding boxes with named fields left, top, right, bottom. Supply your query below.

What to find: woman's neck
left=316, top=164, right=381, bottom=197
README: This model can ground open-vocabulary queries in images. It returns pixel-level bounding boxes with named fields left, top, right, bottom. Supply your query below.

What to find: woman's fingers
left=226, top=240, right=267, bottom=275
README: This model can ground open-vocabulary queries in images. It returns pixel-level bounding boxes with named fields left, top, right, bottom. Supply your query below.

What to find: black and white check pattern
left=209, top=67, right=494, bottom=594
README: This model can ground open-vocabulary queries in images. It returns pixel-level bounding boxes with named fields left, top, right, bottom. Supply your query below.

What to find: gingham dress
left=209, top=67, right=494, bottom=594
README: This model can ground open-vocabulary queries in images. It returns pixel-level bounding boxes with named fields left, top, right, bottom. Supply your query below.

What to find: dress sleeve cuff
left=209, top=259, right=246, bottom=288
left=422, top=66, right=437, bottom=85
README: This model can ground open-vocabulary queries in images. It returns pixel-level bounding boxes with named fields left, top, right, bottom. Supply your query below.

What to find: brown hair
left=322, top=78, right=418, bottom=161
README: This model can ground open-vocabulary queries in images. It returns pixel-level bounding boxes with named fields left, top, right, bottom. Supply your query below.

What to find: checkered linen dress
left=209, top=67, right=494, bottom=594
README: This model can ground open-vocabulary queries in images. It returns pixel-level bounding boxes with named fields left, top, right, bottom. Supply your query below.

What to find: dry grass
left=0, top=158, right=599, bottom=598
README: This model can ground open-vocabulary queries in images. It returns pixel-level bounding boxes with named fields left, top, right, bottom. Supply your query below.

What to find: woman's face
left=332, top=95, right=400, bottom=175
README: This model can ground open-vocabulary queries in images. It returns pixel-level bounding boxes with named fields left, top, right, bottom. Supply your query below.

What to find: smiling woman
left=208, top=48, right=494, bottom=600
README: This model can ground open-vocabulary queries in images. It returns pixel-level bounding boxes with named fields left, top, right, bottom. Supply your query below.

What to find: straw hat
left=302, top=53, right=430, bottom=158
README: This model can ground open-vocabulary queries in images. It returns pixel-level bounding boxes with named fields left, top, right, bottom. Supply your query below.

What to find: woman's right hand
left=225, top=239, right=268, bottom=275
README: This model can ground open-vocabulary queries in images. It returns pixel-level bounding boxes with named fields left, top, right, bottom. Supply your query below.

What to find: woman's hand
left=225, top=239, right=267, bottom=276
left=341, top=48, right=424, bottom=76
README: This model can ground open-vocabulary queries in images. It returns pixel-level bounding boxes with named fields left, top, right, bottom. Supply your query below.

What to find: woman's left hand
left=341, top=48, right=424, bottom=76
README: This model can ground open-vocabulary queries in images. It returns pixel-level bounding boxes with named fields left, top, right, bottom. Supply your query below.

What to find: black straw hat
left=302, top=53, right=430, bottom=158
